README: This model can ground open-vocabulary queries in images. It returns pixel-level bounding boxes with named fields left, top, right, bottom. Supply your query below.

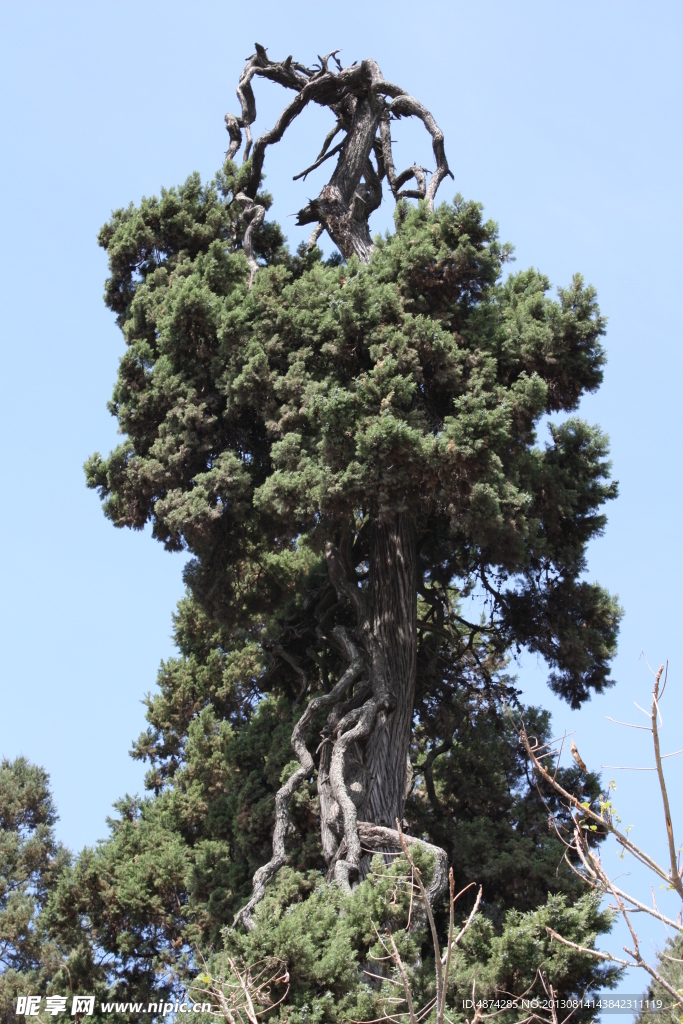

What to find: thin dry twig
left=395, top=820, right=481, bottom=1024
left=517, top=661, right=683, bottom=1013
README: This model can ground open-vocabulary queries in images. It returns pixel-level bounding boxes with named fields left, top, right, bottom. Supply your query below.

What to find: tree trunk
left=302, top=90, right=385, bottom=263
left=362, top=513, right=417, bottom=827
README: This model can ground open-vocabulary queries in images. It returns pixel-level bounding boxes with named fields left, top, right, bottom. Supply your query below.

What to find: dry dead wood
left=225, top=44, right=452, bottom=269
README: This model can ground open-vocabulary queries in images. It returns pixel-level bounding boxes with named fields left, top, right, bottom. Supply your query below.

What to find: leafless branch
left=518, top=660, right=683, bottom=1010
left=233, top=624, right=363, bottom=929
left=651, top=663, right=683, bottom=899
left=192, top=949, right=289, bottom=1023
left=395, top=821, right=480, bottom=1024
left=224, top=45, right=451, bottom=268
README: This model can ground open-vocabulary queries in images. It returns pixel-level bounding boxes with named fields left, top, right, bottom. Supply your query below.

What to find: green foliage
left=216, top=856, right=427, bottom=1024
left=71, top=161, right=624, bottom=1017
left=0, top=749, right=622, bottom=1023
left=185, top=857, right=618, bottom=1024
left=109, top=593, right=606, bottom=938
left=46, top=794, right=188, bottom=1011
left=446, top=892, right=620, bottom=1024
left=87, top=168, right=620, bottom=704
left=0, top=758, right=69, bottom=1021
left=637, top=935, right=683, bottom=1024
left=408, top=699, right=605, bottom=925
left=0, top=757, right=183, bottom=1022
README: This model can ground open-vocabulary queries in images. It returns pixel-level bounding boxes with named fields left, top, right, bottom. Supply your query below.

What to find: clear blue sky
left=0, top=0, right=680, bottom=993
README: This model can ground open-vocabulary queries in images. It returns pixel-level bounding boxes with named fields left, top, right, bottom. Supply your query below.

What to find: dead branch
left=192, top=950, right=289, bottom=1023
left=233, top=624, right=363, bottom=929
left=234, top=192, right=265, bottom=290
left=517, top=661, right=683, bottom=1012
left=651, top=664, right=682, bottom=900
left=387, top=930, right=418, bottom=1024
left=518, top=716, right=675, bottom=887
left=224, top=45, right=452, bottom=267
left=396, top=821, right=480, bottom=1024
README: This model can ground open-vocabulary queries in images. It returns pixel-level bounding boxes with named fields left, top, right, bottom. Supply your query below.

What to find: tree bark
left=362, top=513, right=417, bottom=827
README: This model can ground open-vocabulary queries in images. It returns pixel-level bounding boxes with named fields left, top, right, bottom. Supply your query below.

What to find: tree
left=85, top=46, right=621, bottom=926
left=120, top=596, right=607, bottom=925
left=0, top=734, right=615, bottom=1022
left=187, top=842, right=619, bottom=1024
left=0, top=758, right=69, bottom=1020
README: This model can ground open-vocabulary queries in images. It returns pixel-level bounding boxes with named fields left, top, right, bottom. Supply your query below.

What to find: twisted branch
left=233, top=624, right=362, bottom=930
left=234, top=192, right=265, bottom=290
left=224, top=44, right=452, bottom=268
left=234, top=531, right=447, bottom=925
left=330, top=698, right=381, bottom=888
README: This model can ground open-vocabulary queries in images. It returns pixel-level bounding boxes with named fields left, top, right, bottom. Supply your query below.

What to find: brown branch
left=224, top=113, right=243, bottom=160
left=388, top=931, right=417, bottom=1024
left=546, top=927, right=631, bottom=967
left=234, top=193, right=265, bottom=290
left=518, top=718, right=673, bottom=885
left=224, top=46, right=452, bottom=268
left=441, top=869, right=456, bottom=1016
left=581, top=825, right=683, bottom=1007
left=452, top=884, right=483, bottom=947
left=651, top=663, right=683, bottom=898
left=520, top=661, right=683, bottom=1015
left=325, top=540, right=367, bottom=623
left=330, top=698, right=381, bottom=886
left=233, top=625, right=363, bottom=929
left=293, top=139, right=345, bottom=181
left=360, top=823, right=449, bottom=907
left=420, top=738, right=452, bottom=818
left=396, top=821, right=443, bottom=1017
left=306, top=222, right=324, bottom=251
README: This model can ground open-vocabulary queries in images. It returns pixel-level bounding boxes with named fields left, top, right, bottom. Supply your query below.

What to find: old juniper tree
left=86, top=47, right=621, bottom=929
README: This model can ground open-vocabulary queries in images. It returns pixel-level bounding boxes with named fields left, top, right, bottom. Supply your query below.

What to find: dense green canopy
left=86, top=163, right=620, bottom=707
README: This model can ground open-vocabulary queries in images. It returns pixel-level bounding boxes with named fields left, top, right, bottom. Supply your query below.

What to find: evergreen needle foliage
left=636, top=936, right=683, bottom=1024
left=85, top=167, right=620, bottom=710
left=0, top=759, right=69, bottom=1021
left=75, top=152, right=623, bottom=1015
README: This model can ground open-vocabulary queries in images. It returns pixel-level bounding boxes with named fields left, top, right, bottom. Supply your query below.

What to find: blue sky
left=0, top=0, right=680, bottom=994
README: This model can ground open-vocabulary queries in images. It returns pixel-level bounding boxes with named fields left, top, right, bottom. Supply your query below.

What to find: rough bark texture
left=363, top=515, right=417, bottom=828
left=234, top=514, right=425, bottom=926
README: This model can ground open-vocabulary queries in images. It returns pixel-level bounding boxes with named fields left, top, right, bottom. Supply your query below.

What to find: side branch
left=388, top=95, right=453, bottom=208
left=234, top=192, right=265, bottom=290
left=233, top=625, right=363, bottom=930
left=651, top=664, right=682, bottom=899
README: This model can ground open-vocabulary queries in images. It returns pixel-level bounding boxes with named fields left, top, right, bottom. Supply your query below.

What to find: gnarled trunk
left=235, top=511, right=426, bottom=926
left=225, top=46, right=452, bottom=284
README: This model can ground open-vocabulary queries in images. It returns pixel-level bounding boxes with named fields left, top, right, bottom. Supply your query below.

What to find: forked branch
left=233, top=624, right=363, bottom=931
left=224, top=45, right=452, bottom=270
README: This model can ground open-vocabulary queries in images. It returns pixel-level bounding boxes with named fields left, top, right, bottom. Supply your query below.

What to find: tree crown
left=87, top=168, right=619, bottom=705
